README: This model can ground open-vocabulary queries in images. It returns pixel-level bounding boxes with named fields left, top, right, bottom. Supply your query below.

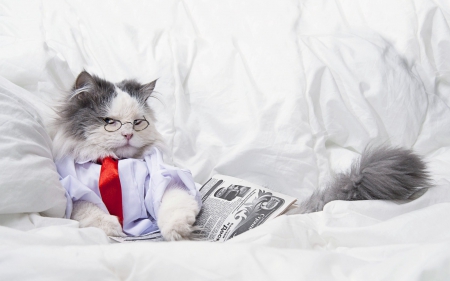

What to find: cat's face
left=53, top=71, right=163, bottom=162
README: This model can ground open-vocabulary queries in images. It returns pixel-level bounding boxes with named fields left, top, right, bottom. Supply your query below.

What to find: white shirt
left=56, top=147, right=201, bottom=236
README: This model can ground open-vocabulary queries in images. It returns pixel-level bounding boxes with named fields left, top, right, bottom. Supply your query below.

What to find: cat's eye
left=133, top=119, right=149, bottom=131
left=104, top=118, right=115, bottom=124
left=99, top=116, right=149, bottom=132
left=102, top=118, right=121, bottom=131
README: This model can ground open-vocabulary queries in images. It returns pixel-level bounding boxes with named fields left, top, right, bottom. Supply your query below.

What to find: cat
left=287, top=145, right=431, bottom=214
left=52, top=71, right=431, bottom=239
left=52, top=71, right=200, bottom=241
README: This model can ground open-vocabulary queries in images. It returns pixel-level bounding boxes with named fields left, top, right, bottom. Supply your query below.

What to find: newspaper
left=109, top=230, right=164, bottom=243
left=110, top=174, right=297, bottom=243
left=194, top=174, right=297, bottom=241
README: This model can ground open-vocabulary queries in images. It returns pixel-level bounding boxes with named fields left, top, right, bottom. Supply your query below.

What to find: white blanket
left=1, top=0, right=450, bottom=280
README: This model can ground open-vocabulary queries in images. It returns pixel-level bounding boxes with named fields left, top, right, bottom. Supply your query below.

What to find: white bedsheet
left=1, top=0, right=450, bottom=280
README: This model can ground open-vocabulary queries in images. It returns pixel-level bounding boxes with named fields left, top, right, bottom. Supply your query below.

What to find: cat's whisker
left=69, top=85, right=93, bottom=100
left=147, top=92, right=165, bottom=108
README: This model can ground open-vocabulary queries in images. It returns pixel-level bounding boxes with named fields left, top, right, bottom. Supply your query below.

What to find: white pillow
left=0, top=76, right=66, bottom=217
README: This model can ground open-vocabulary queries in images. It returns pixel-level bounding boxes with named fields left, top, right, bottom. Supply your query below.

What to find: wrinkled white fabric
left=0, top=76, right=66, bottom=217
left=1, top=0, right=450, bottom=280
left=57, top=147, right=202, bottom=236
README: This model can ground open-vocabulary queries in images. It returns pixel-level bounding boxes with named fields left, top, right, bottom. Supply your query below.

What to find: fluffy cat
left=288, top=146, right=431, bottom=214
left=53, top=71, right=431, bottom=239
left=53, top=71, right=200, bottom=241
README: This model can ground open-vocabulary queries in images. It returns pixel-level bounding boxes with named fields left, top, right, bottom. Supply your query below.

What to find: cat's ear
left=75, top=71, right=96, bottom=90
left=140, top=79, right=158, bottom=101
left=72, top=71, right=96, bottom=99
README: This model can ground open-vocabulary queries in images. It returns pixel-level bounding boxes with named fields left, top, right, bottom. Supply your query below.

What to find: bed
left=1, top=0, right=450, bottom=280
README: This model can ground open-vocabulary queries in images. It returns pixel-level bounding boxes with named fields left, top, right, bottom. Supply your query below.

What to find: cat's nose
left=123, top=133, right=133, bottom=140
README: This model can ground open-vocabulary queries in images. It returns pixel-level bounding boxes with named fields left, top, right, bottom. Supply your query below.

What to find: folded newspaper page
left=110, top=174, right=297, bottom=242
left=194, top=174, right=297, bottom=241
left=109, top=230, right=164, bottom=243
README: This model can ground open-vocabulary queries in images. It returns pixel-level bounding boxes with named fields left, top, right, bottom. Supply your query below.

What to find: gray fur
left=53, top=71, right=162, bottom=162
left=116, top=79, right=157, bottom=104
left=56, top=71, right=117, bottom=141
left=56, top=71, right=156, bottom=141
left=289, top=146, right=432, bottom=214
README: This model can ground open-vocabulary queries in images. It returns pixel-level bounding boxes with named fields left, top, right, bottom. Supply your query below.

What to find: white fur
left=71, top=201, right=125, bottom=237
left=53, top=87, right=163, bottom=162
left=72, top=185, right=200, bottom=240
left=109, top=87, right=142, bottom=120
left=54, top=80, right=198, bottom=240
left=158, top=185, right=200, bottom=241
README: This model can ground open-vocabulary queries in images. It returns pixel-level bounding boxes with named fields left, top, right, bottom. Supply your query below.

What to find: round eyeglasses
left=100, top=116, right=149, bottom=132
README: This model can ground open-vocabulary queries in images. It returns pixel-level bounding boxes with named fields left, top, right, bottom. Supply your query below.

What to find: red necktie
left=99, top=157, right=124, bottom=226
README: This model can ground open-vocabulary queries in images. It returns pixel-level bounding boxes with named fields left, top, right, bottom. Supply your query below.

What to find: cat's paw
left=158, top=187, right=200, bottom=241
left=71, top=200, right=126, bottom=237
left=83, top=213, right=125, bottom=237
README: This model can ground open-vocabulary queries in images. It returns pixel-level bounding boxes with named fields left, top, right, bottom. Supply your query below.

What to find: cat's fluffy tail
left=290, top=146, right=432, bottom=214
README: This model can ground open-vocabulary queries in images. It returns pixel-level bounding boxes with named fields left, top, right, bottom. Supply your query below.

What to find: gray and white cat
left=53, top=71, right=431, bottom=239
left=53, top=71, right=199, bottom=241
